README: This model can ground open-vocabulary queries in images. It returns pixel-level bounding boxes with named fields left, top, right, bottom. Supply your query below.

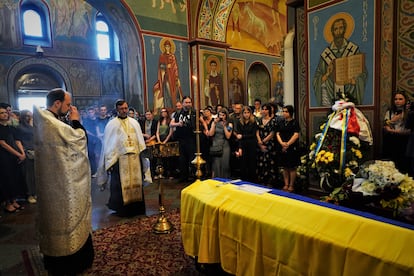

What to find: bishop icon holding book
left=313, top=16, right=368, bottom=107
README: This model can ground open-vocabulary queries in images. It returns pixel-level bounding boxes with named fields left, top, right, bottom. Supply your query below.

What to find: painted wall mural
left=49, top=0, right=93, bottom=39
left=202, top=52, right=225, bottom=107
left=228, top=59, right=245, bottom=105
left=144, top=35, right=190, bottom=113
left=271, top=63, right=283, bottom=104
left=247, top=63, right=270, bottom=105
left=126, top=0, right=188, bottom=37
left=0, top=1, right=20, bottom=49
left=308, top=0, right=375, bottom=108
left=226, top=0, right=287, bottom=56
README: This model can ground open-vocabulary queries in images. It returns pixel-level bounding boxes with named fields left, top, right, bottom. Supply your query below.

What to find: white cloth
left=330, top=100, right=373, bottom=145
left=97, top=117, right=152, bottom=203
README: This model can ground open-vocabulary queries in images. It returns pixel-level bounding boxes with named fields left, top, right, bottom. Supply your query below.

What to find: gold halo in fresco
left=159, top=37, right=176, bottom=54
left=205, top=55, right=221, bottom=73
left=323, top=12, right=355, bottom=43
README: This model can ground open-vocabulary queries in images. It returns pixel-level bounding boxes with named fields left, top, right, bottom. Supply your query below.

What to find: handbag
left=25, top=149, right=35, bottom=160
left=209, top=141, right=224, bottom=157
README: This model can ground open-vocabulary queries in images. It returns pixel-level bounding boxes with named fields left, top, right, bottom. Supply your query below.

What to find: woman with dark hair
left=0, top=106, right=26, bottom=212
left=256, top=103, right=278, bottom=186
left=156, top=108, right=174, bottom=178
left=209, top=107, right=232, bottom=178
left=234, top=106, right=258, bottom=183
left=18, top=109, right=36, bottom=203
left=276, top=105, right=300, bottom=192
left=383, top=91, right=411, bottom=173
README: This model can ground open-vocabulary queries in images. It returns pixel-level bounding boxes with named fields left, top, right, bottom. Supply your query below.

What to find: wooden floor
left=0, top=177, right=190, bottom=275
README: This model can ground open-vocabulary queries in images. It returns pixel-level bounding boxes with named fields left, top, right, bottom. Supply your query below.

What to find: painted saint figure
left=153, top=39, right=183, bottom=112
left=312, top=16, right=367, bottom=106
left=204, top=58, right=223, bottom=107
left=229, top=66, right=244, bottom=105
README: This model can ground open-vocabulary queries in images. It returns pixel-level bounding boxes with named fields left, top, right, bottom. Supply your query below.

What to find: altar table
left=181, top=179, right=414, bottom=276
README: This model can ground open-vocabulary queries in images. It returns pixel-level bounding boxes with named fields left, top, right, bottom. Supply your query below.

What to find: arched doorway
left=15, top=69, right=65, bottom=111
left=247, top=63, right=270, bottom=106
left=7, top=57, right=71, bottom=111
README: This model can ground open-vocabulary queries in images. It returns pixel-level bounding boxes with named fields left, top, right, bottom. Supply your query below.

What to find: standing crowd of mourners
left=0, top=89, right=304, bottom=274
left=0, top=93, right=303, bottom=220
left=187, top=98, right=301, bottom=192
left=0, top=103, right=34, bottom=213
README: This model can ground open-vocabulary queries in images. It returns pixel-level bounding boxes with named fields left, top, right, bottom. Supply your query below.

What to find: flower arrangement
left=323, top=160, right=414, bottom=222
left=352, top=160, right=414, bottom=219
left=306, top=128, right=366, bottom=190
left=297, top=100, right=372, bottom=191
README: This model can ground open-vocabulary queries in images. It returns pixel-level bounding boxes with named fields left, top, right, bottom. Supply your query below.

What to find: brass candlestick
left=191, top=75, right=205, bottom=179
left=152, top=162, right=174, bottom=234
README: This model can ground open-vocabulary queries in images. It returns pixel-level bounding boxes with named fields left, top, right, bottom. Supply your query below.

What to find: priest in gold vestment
left=34, top=89, right=94, bottom=275
left=98, top=99, right=151, bottom=217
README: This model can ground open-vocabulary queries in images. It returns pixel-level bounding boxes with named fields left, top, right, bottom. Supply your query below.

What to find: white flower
left=348, top=160, right=359, bottom=168
left=349, top=136, right=360, bottom=147
left=309, top=150, right=315, bottom=159
left=315, top=133, right=322, bottom=140
left=362, top=160, right=403, bottom=187
left=361, top=181, right=377, bottom=194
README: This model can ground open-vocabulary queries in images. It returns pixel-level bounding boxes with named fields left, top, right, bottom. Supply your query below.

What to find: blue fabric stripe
left=213, top=178, right=414, bottom=230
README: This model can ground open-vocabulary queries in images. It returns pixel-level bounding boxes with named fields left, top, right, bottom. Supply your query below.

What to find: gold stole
left=118, top=118, right=143, bottom=204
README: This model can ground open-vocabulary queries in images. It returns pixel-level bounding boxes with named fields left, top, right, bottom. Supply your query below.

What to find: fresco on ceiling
left=125, top=0, right=188, bottom=37
left=49, top=0, right=94, bottom=39
left=198, top=0, right=218, bottom=39
left=226, top=0, right=287, bottom=56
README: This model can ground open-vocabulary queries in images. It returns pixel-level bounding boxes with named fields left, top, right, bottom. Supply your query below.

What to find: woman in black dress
left=256, top=103, right=277, bottom=186
left=234, top=106, right=258, bottom=183
left=0, top=106, right=26, bottom=213
left=276, top=105, right=300, bottom=192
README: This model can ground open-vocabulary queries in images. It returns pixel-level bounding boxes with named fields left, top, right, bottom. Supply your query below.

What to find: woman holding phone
left=383, top=91, right=411, bottom=173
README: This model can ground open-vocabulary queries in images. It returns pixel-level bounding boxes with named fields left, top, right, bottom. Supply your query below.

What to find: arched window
left=20, top=1, right=51, bottom=47
left=96, top=13, right=120, bottom=61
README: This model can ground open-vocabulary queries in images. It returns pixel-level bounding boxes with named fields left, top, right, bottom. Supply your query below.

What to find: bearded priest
left=97, top=99, right=151, bottom=217
left=34, top=88, right=94, bottom=275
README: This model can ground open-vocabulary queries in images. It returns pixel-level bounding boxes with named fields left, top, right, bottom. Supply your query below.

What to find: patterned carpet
left=22, top=209, right=199, bottom=276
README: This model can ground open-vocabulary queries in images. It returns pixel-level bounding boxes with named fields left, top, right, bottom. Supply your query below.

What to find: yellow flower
left=351, top=148, right=363, bottom=159
left=344, top=167, right=353, bottom=178
left=310, top=143, right=316, bottom=150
